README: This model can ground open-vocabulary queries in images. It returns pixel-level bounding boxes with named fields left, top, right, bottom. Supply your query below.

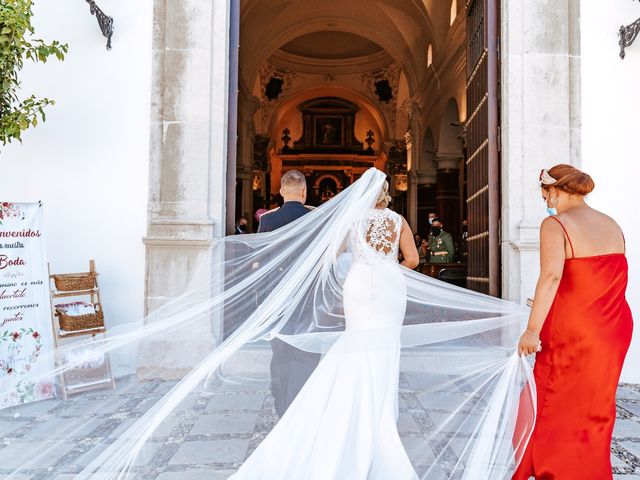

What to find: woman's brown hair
left=542, top=164, right=595, bottom=196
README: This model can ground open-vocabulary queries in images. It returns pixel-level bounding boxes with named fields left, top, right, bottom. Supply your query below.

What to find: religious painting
left=314, top=116, right=343, bottom=147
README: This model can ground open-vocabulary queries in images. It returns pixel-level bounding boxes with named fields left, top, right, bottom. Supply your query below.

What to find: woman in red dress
left=513, top=164, right=633, bottom=480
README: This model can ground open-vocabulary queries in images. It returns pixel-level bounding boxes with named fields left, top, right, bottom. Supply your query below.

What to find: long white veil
left=0, top=168, right=535, bottom=479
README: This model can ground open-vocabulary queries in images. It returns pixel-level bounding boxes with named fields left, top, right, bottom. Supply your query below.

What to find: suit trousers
left=270, top=337, right=321, bottom=417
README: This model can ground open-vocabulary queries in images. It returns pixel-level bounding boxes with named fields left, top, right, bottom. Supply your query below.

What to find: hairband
left=539, top=169, right=556, bottom=186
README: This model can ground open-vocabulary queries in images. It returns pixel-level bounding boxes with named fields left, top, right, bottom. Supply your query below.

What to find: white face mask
left=428, top=217, right=435, bottom=225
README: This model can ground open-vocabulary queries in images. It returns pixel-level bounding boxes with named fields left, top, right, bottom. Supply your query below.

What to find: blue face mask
left=544, top=194, right=557, bottom=216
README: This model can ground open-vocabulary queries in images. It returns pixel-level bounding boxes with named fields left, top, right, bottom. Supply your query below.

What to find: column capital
left=435, top=152, right=463, bottom=170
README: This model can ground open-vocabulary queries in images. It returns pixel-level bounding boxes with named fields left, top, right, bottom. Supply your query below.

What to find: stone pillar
left=501, top=0, right=581, bottom=303
left=401, top=99, right=421, bottom=230
left=139, top=0, right=231, bottom=378
left=404, top=131, right=419, bottom=230
left=435, top=153, right=463, bottom=243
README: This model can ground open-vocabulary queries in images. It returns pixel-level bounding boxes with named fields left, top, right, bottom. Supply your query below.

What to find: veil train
left=0, top=168, right=535, bottom=479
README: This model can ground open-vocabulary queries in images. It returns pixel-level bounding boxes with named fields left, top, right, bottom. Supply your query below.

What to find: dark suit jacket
left=257, top=201, right=310, bottom=233
left=256, top=201, right=312, bottom=334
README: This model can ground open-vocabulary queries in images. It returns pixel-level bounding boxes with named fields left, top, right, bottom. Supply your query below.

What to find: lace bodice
left=351, top=208, right=402, bottom=264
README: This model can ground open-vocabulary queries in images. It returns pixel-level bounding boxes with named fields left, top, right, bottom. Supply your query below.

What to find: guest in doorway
left=235, top=216, right=249, bottom=234
left=418, top=238, right=429, bottom=266
left=428, top=218, right=455, bottom=263
left=414, top=233, right=422, bottom=249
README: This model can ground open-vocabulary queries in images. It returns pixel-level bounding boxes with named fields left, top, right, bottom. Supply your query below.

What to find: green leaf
left=0, top=0, right=66, bottom=147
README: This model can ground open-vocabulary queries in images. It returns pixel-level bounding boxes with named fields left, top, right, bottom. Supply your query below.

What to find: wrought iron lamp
left=619, top=1, right=640, bottom=59
left=85, top=0, right=114, bottom=50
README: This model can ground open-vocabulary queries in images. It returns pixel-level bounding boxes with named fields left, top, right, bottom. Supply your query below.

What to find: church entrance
left=233, top=0, right=501, bottom=295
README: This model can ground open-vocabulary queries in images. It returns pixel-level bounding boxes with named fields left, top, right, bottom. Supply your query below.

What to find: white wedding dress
left=230, top=207, right=418, bottom=480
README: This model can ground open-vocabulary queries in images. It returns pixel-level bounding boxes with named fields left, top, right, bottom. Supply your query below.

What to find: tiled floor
left=1, top=378, right=640, bottom=479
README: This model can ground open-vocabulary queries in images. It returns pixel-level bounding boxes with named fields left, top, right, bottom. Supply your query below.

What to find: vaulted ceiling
left=239, top=0, right=460, bottom=95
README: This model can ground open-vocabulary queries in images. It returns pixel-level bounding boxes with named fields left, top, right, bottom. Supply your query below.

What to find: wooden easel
left=48, top=259, right=116, bottom=399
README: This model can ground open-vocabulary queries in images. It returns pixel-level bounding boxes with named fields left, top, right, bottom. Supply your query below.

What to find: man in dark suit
left=257, top=169, right=321, bottom=417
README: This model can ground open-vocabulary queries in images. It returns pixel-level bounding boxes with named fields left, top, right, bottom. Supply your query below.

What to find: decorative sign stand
left=0, top=202, right=56, bottom=407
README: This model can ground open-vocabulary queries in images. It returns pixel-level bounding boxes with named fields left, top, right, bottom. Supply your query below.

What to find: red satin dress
left=513, top=217, right=633, bottom=480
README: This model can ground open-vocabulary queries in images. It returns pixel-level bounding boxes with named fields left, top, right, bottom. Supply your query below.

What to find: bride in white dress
left=230, top=182, right=420, bottom=480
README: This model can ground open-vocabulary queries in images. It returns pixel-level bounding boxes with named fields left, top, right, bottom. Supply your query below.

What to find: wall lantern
left=85, top=0, right=114, bottom=50
left=394, top=173, right=408, bottom=192
left=619, top=1, right=640, bottom=59
left=252, top=171, right=262, bottom=191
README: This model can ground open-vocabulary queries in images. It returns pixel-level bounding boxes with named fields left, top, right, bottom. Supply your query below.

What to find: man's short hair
left=280, top=170, right=307, bottom=193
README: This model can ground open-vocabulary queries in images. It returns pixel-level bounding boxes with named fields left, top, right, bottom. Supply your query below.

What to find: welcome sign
left=0, top=202, right=55, bottom=407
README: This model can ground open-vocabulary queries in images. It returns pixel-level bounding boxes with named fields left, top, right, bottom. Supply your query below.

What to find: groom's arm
left=257, top=209, right=278, bottom=233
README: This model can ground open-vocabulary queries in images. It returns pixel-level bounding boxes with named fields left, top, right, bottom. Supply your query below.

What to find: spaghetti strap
left=549, top=216, right=575, bottom=259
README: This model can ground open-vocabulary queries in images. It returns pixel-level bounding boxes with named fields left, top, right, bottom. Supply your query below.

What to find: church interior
left=235, top=0, right=499, bottom=294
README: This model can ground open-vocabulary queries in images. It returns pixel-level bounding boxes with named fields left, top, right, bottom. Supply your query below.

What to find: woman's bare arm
left=518, top=217, right=566, bottom=355
left=399, top=218, right=420, bottom=269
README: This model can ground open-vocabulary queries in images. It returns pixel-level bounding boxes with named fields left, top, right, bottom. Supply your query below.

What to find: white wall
left=582, top=1, right=640, bottom=382
left=0, top=1, right=153, bottom=344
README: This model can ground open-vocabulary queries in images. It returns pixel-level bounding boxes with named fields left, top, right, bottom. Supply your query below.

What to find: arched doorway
left=233, top=0, right=498, bottom=293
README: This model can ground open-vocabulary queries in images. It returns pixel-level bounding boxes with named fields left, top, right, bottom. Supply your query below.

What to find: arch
left=314, top=174, right=342, bottom=190
left=438, top=98, right=463, bottom=155
left=266, top=85, right=389, bottom=142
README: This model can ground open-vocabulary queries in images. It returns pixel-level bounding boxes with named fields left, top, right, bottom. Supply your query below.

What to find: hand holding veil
left=0, top=168, right=535, bottom=479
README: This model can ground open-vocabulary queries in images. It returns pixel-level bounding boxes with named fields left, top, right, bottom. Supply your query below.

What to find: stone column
left=501, top=0, right=581, bottom=302
left=139, top=0, right=231, bottom=379
left=401, top=99, right=421, bottom=230
left=404, top=131, right=419, bottom=230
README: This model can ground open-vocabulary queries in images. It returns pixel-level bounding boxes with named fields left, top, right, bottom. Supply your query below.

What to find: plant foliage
left=0, top=0, right=67, bottom=147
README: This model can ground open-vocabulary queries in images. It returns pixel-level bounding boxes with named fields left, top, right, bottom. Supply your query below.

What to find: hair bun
left=545, top=164, right=595, bottom=196
left=376, top=182, right=391, bottom=208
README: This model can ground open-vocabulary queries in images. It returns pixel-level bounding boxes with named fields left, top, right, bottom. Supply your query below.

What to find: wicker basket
left=53, top=272, right=97, bottom=292
left=64, top=362, right=110, bottom=387
left=56, top=303, right=104, bottom=331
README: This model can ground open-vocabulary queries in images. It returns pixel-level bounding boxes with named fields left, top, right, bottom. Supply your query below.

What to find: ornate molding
left=400, top=97, right=421, bottom=150
left=361, top=64, right=401, bottom=133
left=259, top=64, right=300, bottom=131
left=620, top=16, right=640, bottom=59
left=270, top=49, right=394, bottom=75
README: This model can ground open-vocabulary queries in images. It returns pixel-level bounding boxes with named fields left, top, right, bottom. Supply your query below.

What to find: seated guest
left=414, top=233, right=422, bottom=248
left=418, top=238, right=429, bottom=265
left=428, top=218, right=455, bottom=264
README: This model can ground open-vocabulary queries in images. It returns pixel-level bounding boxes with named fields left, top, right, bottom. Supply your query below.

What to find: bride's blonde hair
left=375, top=181, right=392, bottom=208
